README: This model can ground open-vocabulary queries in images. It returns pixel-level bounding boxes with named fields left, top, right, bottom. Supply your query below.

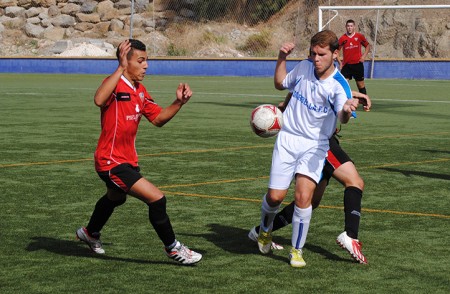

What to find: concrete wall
left=0, top=58, right=448, bottom=79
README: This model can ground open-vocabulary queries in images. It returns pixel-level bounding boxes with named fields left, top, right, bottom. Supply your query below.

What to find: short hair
left=346, top=19, right=355, bottom=25
left=310, top=30, right=339, bottom=52
left=116, top=39, right=146, bottom=60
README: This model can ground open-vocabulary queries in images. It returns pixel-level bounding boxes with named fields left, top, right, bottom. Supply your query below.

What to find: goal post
left=318, top=5, right=450, bottom=78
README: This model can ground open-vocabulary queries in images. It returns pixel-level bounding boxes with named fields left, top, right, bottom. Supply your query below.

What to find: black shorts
left=322, top=135, right=352, bottom=183
left=341, top=62, right=365, bottom=81
left=97, top=163, right=142, bottom=193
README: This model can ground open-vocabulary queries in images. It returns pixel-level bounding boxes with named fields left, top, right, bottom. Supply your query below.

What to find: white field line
left=150, top=90, right=450, bottom=103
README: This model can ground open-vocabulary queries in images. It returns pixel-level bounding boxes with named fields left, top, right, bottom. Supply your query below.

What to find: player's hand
left=176, top=83, right=192, bottom=105
left=343, top=98, right=360, bottom=113
left=279, top=42, right=295, bottom=59
left=117, top=40, right=131, bottom=70
left=278, top=101, right=286, bottom=112
left=351, top=91, right=371, bottom=111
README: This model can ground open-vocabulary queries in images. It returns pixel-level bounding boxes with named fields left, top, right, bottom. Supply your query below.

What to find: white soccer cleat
left=248, top=227, right=284, bottom=250
left=76, top=227, right=105, bottom=254
left=336, top=231, right=367, bottom=264
left=165, top=241, right=202, bottom=265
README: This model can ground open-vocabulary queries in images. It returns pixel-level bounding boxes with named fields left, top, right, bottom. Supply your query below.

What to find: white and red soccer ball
left=250, top=104, right=283, bottom=138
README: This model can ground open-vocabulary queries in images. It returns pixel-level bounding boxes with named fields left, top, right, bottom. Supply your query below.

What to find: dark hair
left=116, top=39, right=146, bottom=60
left=346, top=19, right=355, bottom=25
left=310, top=30, right=339, bottom=52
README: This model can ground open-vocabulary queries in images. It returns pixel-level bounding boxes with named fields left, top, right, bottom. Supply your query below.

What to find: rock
left=25, top=22, right=44, bottom=37
left=43, top=26, right=65, bottom=41
left=60, top=3, right=80, bottom=16
left=75, top=12, right=100, bottom=23
left=51, top=14, right=75, bottom=28
left=25, top=7, right=43, bottom=18
left=5, top=6, right=25, bottom=17
left=0, top=0, right=18, bottom=9
left=79, top=1, right=96, bottom=14
left=50, top=39, right=73, bottom=54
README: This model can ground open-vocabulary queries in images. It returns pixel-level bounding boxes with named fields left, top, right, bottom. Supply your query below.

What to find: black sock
left=86, top=194, right=126, bottom=235
left=147, top=196, right=176, bottom=247
left=344, top=187, right=363, bottom=239
left=358, top=87, right=367, bottom=94
left=256, top=201, right=295, bottom=234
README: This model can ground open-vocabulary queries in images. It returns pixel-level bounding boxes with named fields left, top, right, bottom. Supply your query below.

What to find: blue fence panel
left=0, top=58, right=448, bottom=79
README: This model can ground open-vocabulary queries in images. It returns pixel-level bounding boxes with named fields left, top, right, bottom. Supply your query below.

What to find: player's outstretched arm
left=338, top=98, right=360, bottom=124
left=152, top=83, right=192, bottom=127
left=274, top=42, right=295, bottom=90
left=351, top=91, right=371, bottom=111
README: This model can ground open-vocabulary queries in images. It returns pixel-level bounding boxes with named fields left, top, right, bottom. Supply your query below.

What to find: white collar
left=121, top=75, right=136, bottom=91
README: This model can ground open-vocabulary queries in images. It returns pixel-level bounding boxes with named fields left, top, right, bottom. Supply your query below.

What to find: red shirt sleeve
left=359, top=33, right=370, bottom=47
left=141, top=90, right=163, bottom=122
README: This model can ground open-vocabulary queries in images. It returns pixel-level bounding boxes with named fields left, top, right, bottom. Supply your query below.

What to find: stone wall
left=0, top=0, right=157, bottom=56
left=0, top=0, right=449, bottom=58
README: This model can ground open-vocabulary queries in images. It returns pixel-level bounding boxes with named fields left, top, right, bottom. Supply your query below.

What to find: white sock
left=292, top=205, right=312, bottom=249
left=260, top=194, right=280, bottom=232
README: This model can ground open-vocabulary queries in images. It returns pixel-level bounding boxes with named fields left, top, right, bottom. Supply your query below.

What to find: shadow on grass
left=25, top=236, right=179, bottom=266
left=181, top=223, right=351, bottom=263
left=303, top=243, right=352, bottom=263
left=378, top=167, right=450, bottom=181
left=420, top=149, right=450, bottom=155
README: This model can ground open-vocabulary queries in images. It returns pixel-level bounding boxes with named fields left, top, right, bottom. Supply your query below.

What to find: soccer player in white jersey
left=256, top=30, right=365, bottom=268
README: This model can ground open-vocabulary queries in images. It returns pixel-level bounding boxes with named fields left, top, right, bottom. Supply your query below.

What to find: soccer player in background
left=249, top=92, right=371, bottom=265
left=339, top=19, right=371, bottom=94
left=256, top=30, right=366, bottom=268
left=76, top=39, right=202, bottom=265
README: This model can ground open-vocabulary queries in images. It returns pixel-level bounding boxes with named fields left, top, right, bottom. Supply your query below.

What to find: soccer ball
left=250, top=104, right=283, bottom=138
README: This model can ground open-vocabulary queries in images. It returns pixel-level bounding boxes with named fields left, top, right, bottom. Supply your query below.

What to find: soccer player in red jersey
left=76, top=39, right=202, bottom=265
left=339, top=19, right=371, bottom=95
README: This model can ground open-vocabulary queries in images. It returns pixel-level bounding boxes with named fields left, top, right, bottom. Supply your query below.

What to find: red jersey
left=339, top=32, right=369, bottom=65
left=94, top=76, right=162, bottom=172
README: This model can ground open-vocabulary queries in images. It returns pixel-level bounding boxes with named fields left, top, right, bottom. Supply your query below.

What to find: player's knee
left=106, top=190, right=127, bottom=205
left=113, top=197, right=127, bottom=207
left=343, top=175, right=364, bottom=191
left=267, top=193, right=284, bottom=206
left=351, top=177, right=364, bottom=191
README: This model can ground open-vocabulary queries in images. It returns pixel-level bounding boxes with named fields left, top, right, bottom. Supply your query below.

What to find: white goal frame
left=318, top=5, right=450, bottom=78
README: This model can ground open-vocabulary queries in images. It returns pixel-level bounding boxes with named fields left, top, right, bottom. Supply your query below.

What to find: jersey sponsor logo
left=116, top=92, right=131, bottom=101
left=126, top=114, right=141, bottom=122
left=126, top=104, right=142, bottom=122
left=292, top=91, right=328, bottom=113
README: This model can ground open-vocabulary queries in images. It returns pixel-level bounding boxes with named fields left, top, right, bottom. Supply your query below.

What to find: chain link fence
left=0, top=0, right=448, bottom=60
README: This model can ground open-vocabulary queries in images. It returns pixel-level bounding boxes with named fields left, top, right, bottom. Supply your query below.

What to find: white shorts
left=268, top=131, right=329, bottom=190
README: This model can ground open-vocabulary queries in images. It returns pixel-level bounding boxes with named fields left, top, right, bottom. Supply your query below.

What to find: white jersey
left=281, top=59, right=351, bottom=141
